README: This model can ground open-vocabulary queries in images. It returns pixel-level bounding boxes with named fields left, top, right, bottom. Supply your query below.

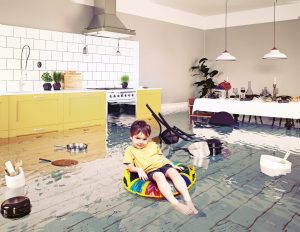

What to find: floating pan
left=39, top=158, right=78, bottom=167
left=54, top=143, right=88, bottom=152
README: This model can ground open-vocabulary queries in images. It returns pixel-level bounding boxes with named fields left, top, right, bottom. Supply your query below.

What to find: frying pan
left=39, top=158, right=78, bottom=166
left=54, top=143, right=88, bottom=152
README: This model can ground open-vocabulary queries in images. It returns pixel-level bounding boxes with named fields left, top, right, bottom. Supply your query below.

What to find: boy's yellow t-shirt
left=123, top=141, right=169, bottom=173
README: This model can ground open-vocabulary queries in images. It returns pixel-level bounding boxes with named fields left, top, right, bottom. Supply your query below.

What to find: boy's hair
left=130, top=120, right=151, bottom=137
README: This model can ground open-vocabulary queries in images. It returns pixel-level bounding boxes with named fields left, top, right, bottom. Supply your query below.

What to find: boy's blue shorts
left=147, top=164, right=173, bottom=182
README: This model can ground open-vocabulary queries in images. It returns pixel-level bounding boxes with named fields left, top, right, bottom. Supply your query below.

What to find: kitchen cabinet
left=63, top=92, right=106, bottom=130
left=9, top=94, right=64, bottom=137
left=0, top=96, right=8, bottom=139
left=136, top=89, right=161, bottom=119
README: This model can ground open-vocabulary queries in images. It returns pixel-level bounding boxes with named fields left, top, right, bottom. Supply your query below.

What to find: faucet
left=20, top=45, right=31, bottom=91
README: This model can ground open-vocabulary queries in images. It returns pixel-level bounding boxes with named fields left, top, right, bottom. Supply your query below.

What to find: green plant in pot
left=190, top=58, right=219, bottom=98
left=121, top=74, right=129, bottom=89
left=41, top=72, right=53, bottom=91
left=52, top=71, right=62, bottom=90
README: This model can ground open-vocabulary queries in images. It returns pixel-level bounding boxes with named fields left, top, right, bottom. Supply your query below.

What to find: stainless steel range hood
left=83, top=0, right=136, bottom=39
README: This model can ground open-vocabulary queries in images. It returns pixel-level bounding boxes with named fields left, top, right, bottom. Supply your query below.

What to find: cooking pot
left=1, top=196, right=31, bottom=218
left=206, top=139, right=223, bottom=156
left=54, top=143, right=88, bottom=152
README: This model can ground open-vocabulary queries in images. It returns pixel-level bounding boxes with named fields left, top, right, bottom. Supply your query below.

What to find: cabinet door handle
left=82, top=93, right=89, bottom=96
left=33, top=128, right=44, bottom=131
left=33, top=95, right=44, bottom=99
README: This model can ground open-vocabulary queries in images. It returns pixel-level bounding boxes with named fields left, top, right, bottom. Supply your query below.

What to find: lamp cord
left=225, top=0, right=228, bottom=51
left=273, top=0, right=276, bottom=48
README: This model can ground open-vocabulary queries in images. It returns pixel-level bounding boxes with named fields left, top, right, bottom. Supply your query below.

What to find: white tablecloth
left=193, top=98, right=300, bottom=119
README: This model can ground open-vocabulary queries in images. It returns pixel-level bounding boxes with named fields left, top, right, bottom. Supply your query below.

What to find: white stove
left=106, top=89, right=136, bottom=104
left=87, top=88, right=136, bottom=104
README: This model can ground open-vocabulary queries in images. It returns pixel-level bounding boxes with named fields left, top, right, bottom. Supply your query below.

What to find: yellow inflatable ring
left=122, top=162, right=197, bottom=199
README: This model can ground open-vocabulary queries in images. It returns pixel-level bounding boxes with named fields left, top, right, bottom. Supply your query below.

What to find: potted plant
left=52, top=71, right=62, bottom=90
left=41, top=72, right=53, bottom=91
left=190, top=58, right=219, bottom=98
left=121, top=74, right=129, bottom=89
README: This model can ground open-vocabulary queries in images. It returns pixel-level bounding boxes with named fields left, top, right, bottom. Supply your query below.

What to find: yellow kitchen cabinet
left=63, top=92, right=106, bottom=130
left=9, top=94, right=64, bottom=137
left=136, top=89, right=161, bottom=119
left=0, top=96, right=8, bottom=139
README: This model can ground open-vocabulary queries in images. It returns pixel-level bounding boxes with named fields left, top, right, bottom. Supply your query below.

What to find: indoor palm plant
left=121, top=74, right=129, bottom=89
left=41, top=71, right=53, bottom=91
left=190, top=58, right=219, bottom=98
left=52, top=71, right=62, bottom=90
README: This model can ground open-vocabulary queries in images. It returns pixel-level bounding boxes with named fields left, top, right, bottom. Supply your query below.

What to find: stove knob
left=132, top=94, right=134, bottom=96
left=124, top=94, right=127, bottom=97
left=121, top=94, right=123, bottom=97
left=117, top=95, right=120, bottom=97
left=113, top=95, right=116, bottom=98
left=109, top=95, right=112, bottom=98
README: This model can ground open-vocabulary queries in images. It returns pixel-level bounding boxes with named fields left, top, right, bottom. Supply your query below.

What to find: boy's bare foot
left=172, top=202, right=193, bottom=215
left=185, top=200, right=199, bottom=214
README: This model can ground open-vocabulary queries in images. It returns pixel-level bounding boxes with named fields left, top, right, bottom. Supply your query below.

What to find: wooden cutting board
left=62, top=71, right=82, bottom=90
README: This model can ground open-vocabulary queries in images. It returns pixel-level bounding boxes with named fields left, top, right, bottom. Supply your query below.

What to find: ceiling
left=150, top=0, right=300, bottom=16
left=72, top=0, right=300, bottom=29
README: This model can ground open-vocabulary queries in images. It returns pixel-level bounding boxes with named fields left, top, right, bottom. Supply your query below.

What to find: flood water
left=0, top=111, right=299, bottom=231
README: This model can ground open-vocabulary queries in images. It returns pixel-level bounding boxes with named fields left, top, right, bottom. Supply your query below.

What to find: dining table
left=192, top=98, right=300, bottom=128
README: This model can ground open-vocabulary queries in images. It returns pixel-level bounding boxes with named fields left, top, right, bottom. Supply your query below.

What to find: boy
left=123, top=120, right=198, bottom=215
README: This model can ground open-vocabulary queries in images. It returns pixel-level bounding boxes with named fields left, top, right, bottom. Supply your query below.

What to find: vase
left=246, top=81, right=253, bottom=97
left=225, top=90, right=229, bottom=99
left=53, top=82, right=61, bottom=90
left=121, top=82, right=128, bottom=89
left=43, top=83, right=52, bottom=91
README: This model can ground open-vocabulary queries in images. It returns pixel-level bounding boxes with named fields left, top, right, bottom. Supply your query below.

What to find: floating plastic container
left=260, top=155, right=291, bottom=177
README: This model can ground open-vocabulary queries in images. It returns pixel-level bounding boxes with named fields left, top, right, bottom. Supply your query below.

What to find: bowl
left=260, top=155, right=291, bottom=177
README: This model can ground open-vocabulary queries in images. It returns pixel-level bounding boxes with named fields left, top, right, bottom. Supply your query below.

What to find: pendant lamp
left=263, top=0, right=287, bottom=59
left=216, top=0, right=236, bottom=61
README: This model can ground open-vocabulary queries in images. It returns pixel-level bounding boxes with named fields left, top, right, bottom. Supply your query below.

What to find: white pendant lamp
left=263, top=0, right=287, bottom=59
left=216, top=0, right=236, bottom=61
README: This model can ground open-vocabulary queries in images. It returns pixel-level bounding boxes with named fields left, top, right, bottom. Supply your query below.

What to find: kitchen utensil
left=5, top=161, right=16, bottom=176
left=14, top=160, right=23, bottom=174
left=1, top=196, right=31, bottom=219
left=39, top=158, right=78, bottom=166
left=282, top=152, right=290, bottom=163
left=54, top=143, right=88, bottom=152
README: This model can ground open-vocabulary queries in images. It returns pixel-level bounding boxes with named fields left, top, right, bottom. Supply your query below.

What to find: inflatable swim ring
left=122, top=162, right=197, bottom=199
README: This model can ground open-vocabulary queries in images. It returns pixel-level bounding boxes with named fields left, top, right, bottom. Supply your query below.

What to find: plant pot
left=53, top=82, right=61, bottom=91
left=43, top=83, right=52, bottom=91
left=122, top=82, right=128, bottom=89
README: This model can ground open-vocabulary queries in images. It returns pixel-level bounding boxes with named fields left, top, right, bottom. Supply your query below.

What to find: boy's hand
left=137, top=168, right=148, bottom=181
left=172, top=165, right=185, bottom=171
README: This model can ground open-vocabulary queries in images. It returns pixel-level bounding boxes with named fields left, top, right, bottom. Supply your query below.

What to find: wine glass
left=240, top=87, right=246, bottom=99
left=233, top=88, right=238, bottom=99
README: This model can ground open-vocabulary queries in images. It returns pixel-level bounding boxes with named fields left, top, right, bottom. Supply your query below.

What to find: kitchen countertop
left=0, top=88, right=161, bottom=96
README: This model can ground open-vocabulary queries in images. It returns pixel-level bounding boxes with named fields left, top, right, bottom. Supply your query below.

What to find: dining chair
left=188, top=98, right=214, bottom=125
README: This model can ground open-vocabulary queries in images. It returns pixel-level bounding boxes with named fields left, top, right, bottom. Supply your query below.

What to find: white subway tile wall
left=0, top=24, right=139, bottom=92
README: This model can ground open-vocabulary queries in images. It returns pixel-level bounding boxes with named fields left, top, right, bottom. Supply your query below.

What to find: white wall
left=0, top=24, right=139, bottom=92
left=205, top=20, right=300, bottom=96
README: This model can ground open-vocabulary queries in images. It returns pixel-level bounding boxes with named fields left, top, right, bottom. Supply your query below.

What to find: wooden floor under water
left=0, top=114, right=300, bottom=231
